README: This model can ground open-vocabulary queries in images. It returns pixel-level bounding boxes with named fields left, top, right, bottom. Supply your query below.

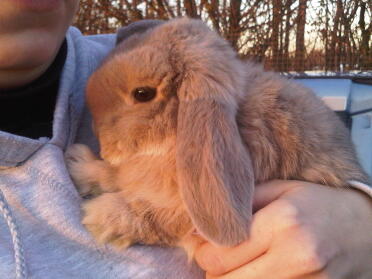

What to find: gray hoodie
left=0, top=27, right=203, bottom=279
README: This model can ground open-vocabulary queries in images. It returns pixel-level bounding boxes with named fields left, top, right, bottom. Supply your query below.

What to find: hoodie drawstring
left=0, top=188, right=27, bottom=279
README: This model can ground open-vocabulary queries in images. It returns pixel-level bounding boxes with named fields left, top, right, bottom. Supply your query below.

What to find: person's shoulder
left=66, top=26, right=117, bottom=61
left=67, top=26, right=116, bottom=44
left=78, top=31, right=116, bottom=48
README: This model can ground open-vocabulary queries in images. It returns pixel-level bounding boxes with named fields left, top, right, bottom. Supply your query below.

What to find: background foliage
left=74, top=0, right=371, bottom=73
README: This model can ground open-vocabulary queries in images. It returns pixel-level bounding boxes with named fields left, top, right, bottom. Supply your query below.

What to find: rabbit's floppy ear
left=116, top=20, right=164, bottom=45
left=176, top=71, right=255, bottom=246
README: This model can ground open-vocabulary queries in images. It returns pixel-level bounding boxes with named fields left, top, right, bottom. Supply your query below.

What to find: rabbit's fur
left=65, top=18, right=369, bottom=259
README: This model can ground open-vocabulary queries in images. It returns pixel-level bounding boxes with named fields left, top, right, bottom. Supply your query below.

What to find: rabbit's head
left=86, top=18, right=255, bottom=246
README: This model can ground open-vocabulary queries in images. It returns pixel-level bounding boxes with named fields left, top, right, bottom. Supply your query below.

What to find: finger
left=195, top=204, right=276, bottom=275
left=253, top=180, right=309, bottom=211
left=205, top=249, right=331, bottom=279
left=195, top=240, right=266, bottom=276
left=205, top=251, right=279, bottom=279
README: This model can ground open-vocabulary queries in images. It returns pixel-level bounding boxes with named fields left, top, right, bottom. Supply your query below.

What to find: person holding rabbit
left=0, top=1, right=371, bottom=279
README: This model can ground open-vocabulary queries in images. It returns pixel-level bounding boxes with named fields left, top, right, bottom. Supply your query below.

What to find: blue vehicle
left=295, top=76, right=372, bottom=177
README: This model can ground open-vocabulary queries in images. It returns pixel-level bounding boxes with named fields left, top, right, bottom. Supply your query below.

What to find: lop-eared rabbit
left=65, top=18, right=368, bottom=259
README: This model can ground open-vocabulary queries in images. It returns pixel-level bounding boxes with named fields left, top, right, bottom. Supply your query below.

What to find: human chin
left=0, top=30, right=63, bottom=69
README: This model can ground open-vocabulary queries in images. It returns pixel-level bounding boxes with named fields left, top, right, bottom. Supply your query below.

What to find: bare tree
left=283, top=0, right=294, bottom=71
left=74, top=0, right=371, bottom=73
left=359, top=1, right=372, bottom=70
left=183, top=0, right=199, bottom=18
left=294, top=0, right=307, bottom=72
left=227, top=0, right=242, bottom=49
left=271, top=0, right=282, bottom=71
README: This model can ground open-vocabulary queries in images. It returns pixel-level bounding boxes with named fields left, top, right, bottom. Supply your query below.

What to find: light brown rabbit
left=65, top=18, right=369, bottom=259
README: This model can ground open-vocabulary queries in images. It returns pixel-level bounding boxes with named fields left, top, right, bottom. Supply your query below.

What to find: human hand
left=195, top=180, right=372, bottom=279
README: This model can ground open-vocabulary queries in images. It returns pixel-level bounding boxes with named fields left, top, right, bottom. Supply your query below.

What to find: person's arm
left=195, top=180, right=372, bottom=279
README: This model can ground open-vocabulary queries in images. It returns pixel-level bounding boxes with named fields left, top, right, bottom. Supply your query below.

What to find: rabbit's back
left=238, top=64, right=369, bottom=186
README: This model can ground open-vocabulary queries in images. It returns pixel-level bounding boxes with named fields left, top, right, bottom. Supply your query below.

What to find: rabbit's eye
left=132, top=87, right=156, bottom=102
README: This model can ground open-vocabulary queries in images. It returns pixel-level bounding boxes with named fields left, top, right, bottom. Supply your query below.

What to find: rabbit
left=65, top=17, right=369, bottom=260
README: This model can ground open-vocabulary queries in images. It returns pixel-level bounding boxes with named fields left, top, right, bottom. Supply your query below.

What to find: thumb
left=253, top=180, right=306, bottom=212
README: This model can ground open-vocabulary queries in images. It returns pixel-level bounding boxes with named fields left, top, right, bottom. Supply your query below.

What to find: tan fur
left=65, top=18, right=369, bottom=260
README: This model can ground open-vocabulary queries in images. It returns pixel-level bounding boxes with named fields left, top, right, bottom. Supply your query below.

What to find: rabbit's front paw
left=82, top=193, right=136, bottom=249
left=65, top=144, right=102, bottom=197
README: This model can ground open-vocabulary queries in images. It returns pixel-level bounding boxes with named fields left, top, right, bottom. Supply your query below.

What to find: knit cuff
left=348, top=180, right=372, bottom=199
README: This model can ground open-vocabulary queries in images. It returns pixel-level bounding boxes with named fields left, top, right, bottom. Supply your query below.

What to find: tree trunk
left=271, top=0, right=282, bottom=71
left=227, top=0, right=242, bottom=50
left=294, top=0, right=307, bottom=72
left=283, top=0, right=292, bottom=71
left=202, top=0, right=220, bottom=33
left=359, top=2, right=372, bottom=70
left=183, top=0, right=198, bottom=18
left=329, top=0, right=342, bottom=71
